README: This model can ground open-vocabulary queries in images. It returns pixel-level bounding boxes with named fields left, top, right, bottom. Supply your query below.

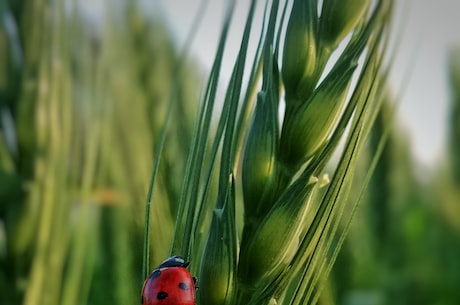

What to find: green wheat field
left=1, top=1, right=460, bottom=305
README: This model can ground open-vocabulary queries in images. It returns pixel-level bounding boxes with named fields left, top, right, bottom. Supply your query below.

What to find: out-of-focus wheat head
left=0, top=1, right=199, bottom=305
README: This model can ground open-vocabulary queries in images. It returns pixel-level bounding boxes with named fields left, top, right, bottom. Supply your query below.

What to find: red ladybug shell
left=142, top=265, right=195, bottom=305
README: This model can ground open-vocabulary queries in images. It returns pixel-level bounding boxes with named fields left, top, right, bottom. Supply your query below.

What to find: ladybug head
left=157, top=256, right=190, bottom=269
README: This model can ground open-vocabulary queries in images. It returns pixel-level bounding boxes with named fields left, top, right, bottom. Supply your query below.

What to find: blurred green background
left=1, top=1, right=199, bottom=304
left=1, top=1, right=459, bottom=305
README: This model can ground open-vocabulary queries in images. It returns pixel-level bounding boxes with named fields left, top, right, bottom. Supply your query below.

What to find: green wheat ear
left=143, top=1, right=394, bottom=305
left=282, top=0, right=318, bottom=101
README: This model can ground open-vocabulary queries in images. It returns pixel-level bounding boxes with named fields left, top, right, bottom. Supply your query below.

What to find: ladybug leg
left=193, top=277, right=199, bottom=289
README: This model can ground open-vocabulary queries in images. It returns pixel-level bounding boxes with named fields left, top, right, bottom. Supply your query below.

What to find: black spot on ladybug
left=178, top=282, right=189, bottom=290
left=157, top=291, right=168, bottom=300
left=150, top=269, right=161, bottom=280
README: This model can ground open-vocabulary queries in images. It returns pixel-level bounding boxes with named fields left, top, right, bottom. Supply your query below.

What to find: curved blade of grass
left=169, top=0, right=236, bottom=257
left=142, top=0, right=209, bottom=280
left=192, top=0, right=269, bottom=263
left=274, top=0, right=290, bottom=57
left=190, top=0, right=259, bottom=263
left=233, top=0, right=270, bottom=168
left=211, top=0, right=257, bottom=208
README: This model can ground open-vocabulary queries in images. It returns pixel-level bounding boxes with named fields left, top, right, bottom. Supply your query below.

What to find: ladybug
left=141, top=256, right=196, bottom=305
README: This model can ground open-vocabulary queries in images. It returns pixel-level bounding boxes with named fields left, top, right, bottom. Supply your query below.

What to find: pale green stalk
left=449, top=46, right=460, bottom=184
